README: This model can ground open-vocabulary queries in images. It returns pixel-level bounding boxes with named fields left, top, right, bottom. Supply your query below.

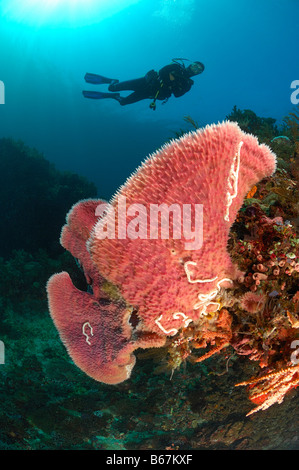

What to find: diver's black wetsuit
left=109, top=63, right=194, bottom=106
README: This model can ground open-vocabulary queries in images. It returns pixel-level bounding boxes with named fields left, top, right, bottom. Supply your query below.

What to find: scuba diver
left=82, top=59, right=205, bottom=110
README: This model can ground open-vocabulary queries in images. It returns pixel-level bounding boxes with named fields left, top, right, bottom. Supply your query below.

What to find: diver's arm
left=172, top=79, right=193, bottom=97
left=159, top=64, right=182, bottom=85
left=158, top=64, right=194, bottom=98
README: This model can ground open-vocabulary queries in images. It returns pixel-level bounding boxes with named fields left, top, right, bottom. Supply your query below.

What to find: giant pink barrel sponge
left=47, top=121, right=276, bottom=384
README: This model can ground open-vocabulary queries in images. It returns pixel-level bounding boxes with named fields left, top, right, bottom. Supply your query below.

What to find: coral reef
left=162, top=107, right=299, bottom=416
left=161, top=108, right=299, bottom=415
left=47, top=121, right=283, bottom=407
left=228, top=203, right=298, bottom=414
left=1, top=108, right=299, bottom=450
left=226, top=105, right=279, bottom=143
left=0, top=138, right=97, bottom=258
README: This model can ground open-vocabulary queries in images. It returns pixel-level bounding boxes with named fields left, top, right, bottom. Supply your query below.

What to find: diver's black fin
left=82, top=90, right=121, bottom=100
left=84, top=73, right=114, bottom=85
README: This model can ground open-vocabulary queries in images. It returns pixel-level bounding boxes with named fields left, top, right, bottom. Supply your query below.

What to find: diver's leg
left=108, top=77, right=146, bottom=92
left=82, top=90, right=121, bottom=100
left=84, top=73, right=119, bottom=85
left=117, top=91, right=149, bottom=106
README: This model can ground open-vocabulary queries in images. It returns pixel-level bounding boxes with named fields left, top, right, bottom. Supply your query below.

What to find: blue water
left=0, top=0, right=298, bottom=198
